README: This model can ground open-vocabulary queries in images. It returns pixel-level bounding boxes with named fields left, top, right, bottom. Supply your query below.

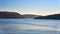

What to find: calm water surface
left=0, top=18, right=60, bottom=34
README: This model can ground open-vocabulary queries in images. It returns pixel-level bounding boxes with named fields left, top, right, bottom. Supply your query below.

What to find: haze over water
left=0, top=19, right=60, bottom=34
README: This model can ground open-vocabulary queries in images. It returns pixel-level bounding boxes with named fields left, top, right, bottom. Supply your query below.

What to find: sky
left=0, top=0, right=60, bottom=15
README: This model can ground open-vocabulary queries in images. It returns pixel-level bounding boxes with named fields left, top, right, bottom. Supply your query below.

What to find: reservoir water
left=0, top=18, right=60, bottom=34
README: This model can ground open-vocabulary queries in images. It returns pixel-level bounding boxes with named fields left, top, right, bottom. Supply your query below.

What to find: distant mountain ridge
left=23, top=14, right=41, bottom=18
left=0, top=11, right=24, bottom=18
left=34, top=14, right=60, bottom=20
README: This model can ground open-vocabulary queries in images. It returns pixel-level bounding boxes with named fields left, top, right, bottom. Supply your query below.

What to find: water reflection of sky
left=0, top=24, right=58, bottom=34
left=0, top=19, right=60, bottom=34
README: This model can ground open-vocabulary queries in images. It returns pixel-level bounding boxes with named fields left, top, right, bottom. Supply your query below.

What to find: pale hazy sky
left=0, top=0, right=60, bottom=15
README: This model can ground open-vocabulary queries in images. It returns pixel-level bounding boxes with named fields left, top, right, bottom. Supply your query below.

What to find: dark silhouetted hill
left=0, top=11, right=24, bottom=18
left=34, top=14, right=60, bottom=20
